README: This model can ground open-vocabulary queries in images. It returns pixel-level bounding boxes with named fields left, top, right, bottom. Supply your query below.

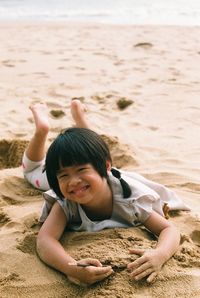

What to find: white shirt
left=39, top=169, right=189, bottom=232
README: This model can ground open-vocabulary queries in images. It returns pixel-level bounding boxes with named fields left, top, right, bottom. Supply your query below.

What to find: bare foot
left=29, top=103, right=50, bottom=136
left=70, top=100, right=90, bottom=129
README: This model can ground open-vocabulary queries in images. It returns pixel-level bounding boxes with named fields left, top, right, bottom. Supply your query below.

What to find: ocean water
left=0, top=0, right=200, bottom=25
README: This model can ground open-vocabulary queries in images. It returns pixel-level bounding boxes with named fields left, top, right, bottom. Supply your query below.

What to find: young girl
left=22, top=100, right=189, bottom=286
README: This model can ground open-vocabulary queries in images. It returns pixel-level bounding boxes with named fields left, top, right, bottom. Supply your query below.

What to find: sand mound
left=101, top=134, right=138, bottom=168
left=0, top=176, right=42, bottom=206
left=0, top=140, right=28, bottom=169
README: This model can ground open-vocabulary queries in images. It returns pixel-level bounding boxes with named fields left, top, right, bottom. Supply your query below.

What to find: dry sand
left=0, top=22, right=200, bottom=298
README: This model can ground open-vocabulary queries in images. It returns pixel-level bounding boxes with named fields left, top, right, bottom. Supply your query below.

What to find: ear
left=106, top=160, right=112, bottom=172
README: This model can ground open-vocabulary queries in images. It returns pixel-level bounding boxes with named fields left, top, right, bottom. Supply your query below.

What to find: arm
left=37, top=201, right=74, bottom=272
left=127, top=211, right=180, bottom=282
left=37, top=202, right=113, bottom=285
left=144, top=211, right=180, bottom=260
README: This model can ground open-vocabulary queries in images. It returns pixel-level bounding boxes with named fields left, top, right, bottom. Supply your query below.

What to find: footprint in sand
left=113, top=59, right=125, bottom=66
left=134, top=42, right=153, bottom=49
left=40, top=51, right=52, bottom=55
left=33, top=71, right=47, bottom=76
left=57, top=66, right=67, bottom=70
left=2, top=60, right=15, bottom=67
left=91, top=94, right=105, bottom=103
left=0, top=139, right=29, bottom=170
left=148, top=126, right=159, bottom=131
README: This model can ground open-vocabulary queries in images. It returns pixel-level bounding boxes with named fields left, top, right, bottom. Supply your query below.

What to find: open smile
left=69, top=185, right=90, bottom=197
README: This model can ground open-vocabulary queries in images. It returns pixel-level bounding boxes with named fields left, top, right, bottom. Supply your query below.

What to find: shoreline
left=1, top=19, right=200, bottom=27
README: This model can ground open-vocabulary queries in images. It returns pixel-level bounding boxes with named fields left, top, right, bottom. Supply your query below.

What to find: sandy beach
left=0, top=22, right=200, bottom=297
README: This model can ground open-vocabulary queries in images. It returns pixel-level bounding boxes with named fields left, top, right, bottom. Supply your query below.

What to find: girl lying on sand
left=22, top=100, right=189, bottom=286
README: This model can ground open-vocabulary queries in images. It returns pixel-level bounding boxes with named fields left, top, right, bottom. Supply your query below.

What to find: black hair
left=111, top=168, right=132, bottom=198
left=45, top=127, right=111, bottom=198
left=45, top=127, right=131, bottom=199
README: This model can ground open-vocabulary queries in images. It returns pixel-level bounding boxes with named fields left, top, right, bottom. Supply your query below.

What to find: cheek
left=58, top=180, right=67, bottom=192
left=89, top=175, right=105, bottom=187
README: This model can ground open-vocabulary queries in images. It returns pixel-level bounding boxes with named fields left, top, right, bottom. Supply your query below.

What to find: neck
left=82, top=178, right=113, bottom=220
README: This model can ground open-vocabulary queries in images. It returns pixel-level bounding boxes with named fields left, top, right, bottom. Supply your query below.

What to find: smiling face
left=45, top=127, right=112, bottom=199
left=57, top=163, right=109, bottom=206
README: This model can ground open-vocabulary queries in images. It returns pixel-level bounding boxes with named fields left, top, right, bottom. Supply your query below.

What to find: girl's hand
left=127, top=248, right=165, bottom=283
left=67, top=258, right=113, bottom=286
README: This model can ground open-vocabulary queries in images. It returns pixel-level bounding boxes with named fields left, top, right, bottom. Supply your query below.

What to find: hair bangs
left=58, top=132, right=93, bottom=169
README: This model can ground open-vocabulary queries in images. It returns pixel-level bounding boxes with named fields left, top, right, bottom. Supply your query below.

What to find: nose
left=68, top=174, right=81, bottom=187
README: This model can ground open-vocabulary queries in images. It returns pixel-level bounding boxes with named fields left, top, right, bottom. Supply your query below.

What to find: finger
left=127, top=255, right=147, bottom=270
left=94, top=269, right=113, bottom=282
left=80, top=258, right=102, bottom=267
left=130, top=262, right=150, bottom=277
left=147, top=272, right=158, bottom=283
left=94, top=266, right=113, bottom=276
left=85, top=268, right=113, bottom=285
left=129, top=248, right=145, bottom=256
left=132, top=268, right=153, bottom=281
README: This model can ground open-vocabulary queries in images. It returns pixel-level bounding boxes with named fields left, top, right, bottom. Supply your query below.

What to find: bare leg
left=26, top=103, right=50, bottom=162
left=70, top=99, right=91, bottom=129
left=26, top=100, right=89, bottom=162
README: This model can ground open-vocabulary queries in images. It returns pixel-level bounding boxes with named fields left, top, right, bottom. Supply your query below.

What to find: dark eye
left=78, top=167, right=86, bottom=172
left=57, top=173, right=68, bottom=179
